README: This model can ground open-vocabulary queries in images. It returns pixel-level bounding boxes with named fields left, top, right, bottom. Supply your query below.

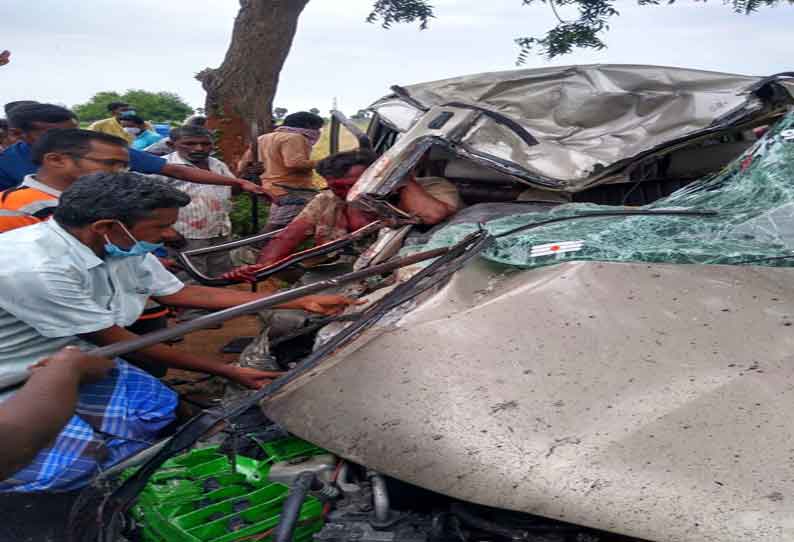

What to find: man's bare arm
left=256, top=218, right=313, bottom=266
left=0, top=348, right=113, bottom=480
left=398, top=179, right=457, bottom=225
left=218, top=219, right=313, bottom=283
left=81, top=327, right=280, bottom=389
left=156, top=284, right=358, bottom=316
left=161, top=163, right=268, bottom=197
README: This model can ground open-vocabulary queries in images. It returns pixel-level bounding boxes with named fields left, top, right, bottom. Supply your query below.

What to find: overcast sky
left=1, top=0, right=792, bottom=116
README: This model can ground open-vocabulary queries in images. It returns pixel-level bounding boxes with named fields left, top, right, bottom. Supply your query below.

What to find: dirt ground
left=162, top=283, right=271, bottom=408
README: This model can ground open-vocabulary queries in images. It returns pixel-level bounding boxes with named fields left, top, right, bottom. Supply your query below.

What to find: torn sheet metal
left=263, top=259, right=794, bottom=542
left=409, top=110, right=794, bottom=271
left=362, top=65, right=794, bottom=192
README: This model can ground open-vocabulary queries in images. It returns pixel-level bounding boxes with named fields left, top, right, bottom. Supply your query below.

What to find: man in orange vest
left=0, top=128, right=129, bottom=233
left=0, top=128, right=176, bottom=371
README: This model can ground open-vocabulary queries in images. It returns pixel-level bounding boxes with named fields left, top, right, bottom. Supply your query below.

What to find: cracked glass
left=408, top=112, right=794, bottom=270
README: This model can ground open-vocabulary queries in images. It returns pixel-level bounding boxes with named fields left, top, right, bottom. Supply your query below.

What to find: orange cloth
left=256, top=131, right=316, bottom=198
left=0, top=180, right=169, bottom=327
left=0, top=186, right=56, bottom=233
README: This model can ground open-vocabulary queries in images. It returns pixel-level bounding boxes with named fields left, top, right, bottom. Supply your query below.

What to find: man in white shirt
left=0, top=172, right=355, bottom=493
left=161, top=125, right=236, bottom=279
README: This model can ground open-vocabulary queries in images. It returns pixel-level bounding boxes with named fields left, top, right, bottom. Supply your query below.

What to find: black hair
left=184, top=115, right=207, bottom=127
left=315, top=149, right=377, bottom=179
left=55, top=172, right=190, bottom=228
left=282, top=111, right=324, bottom=130
left=170, top=125, right=212, bottom=141
left=107, top=101, right=130, bottom=113
left=0, top=119, right=7, bottom=132
left=121, top=114, right=145, bottom=126
left=7, top=103, right=77, bottom=131
left=4, top=100, right=38, bottom=117
left=31, top=128, right=128, bottom=166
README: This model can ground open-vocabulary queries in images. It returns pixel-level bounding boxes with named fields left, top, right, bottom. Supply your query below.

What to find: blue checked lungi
left=0, top=359, right=177, bottom=493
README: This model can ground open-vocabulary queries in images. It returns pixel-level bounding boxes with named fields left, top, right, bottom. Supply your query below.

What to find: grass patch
left=309, top=120, right=370, bottom=187
left=231, top=193, right=270, bottom=236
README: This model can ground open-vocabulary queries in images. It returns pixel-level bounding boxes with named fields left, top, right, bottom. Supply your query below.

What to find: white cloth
left=159, top=153, right=234, bottom=239
left=20, top=174, right=63, bottom=197
left=0, top=220, right=184, bottom=382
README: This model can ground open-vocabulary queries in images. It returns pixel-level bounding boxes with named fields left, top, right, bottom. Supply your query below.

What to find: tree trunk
left=197, top=0, right=311, bottom=169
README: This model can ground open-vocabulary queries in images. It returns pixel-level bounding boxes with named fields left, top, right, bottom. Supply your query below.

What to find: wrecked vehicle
left=262, top=88, right=794, bottom=542
left=354, top=64, right=794, bottom=206
left=73, top=66, right=794, bottom=542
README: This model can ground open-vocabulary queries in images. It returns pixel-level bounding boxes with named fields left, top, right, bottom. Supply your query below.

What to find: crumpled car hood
left=355, top=64, right=793, bottom=194
left=263, top=259, right=794, bottom=542
left=403, top=110, right=794, bottom=271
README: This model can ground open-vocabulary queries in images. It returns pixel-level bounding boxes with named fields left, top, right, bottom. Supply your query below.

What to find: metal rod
left=246, top=117, right=264, bottom=295
left=180, top=228, right=286, bottom=256
left=495, top=209, right=719, bottom=239
left=329, top=114, right=340, bottom=155
left=176, top=221, right=385, bottom=287
left=101, top=246, right=450, bottom=359
left=248, top=221, right=384, bottom=278
left=0, top=245, right=449, bottom=393
left=330, top=110, right=373, bottom=149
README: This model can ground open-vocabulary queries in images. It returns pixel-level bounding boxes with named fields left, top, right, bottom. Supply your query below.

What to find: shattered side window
left=411, top=112, right=794, bottom=269
left=372, top=100, right=423, bottom=132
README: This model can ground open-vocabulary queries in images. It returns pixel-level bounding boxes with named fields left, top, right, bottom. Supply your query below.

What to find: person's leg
left=204, top=235, right=234, bottom=278
left=255, top=197, right=312, bottom=248
left=170, top=238, right=224, bottom=323
left=263, top=203, right=291, bottom=232
left=0, top=359, right=177, bottom=493
left=169, top=238, right=211, bottom=283
left=74, top=360, right=176, bottom=452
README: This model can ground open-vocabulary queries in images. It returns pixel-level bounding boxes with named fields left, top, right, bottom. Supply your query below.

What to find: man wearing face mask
left=0, top=128, right=175, bottom=370
left=120, top=114, right=163, bottom=150
left=160, top=125, right=236, bottom=285
left=0, top=172, right=357, bottom=493
left=238, top=111, right=325, bottom=232
left=88, top=101, right=137, bottom=143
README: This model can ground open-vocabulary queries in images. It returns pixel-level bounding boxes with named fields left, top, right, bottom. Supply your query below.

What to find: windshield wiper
left=495, top=209, right=718, bottom=239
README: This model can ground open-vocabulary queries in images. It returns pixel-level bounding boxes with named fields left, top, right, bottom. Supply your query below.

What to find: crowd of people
left=0, top=50, right=463, bottom=511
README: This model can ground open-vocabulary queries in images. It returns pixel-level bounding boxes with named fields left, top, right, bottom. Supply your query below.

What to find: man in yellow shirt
left=238, top=112, right=325, bottom=232
left=88, top=101, right=135, bottom=144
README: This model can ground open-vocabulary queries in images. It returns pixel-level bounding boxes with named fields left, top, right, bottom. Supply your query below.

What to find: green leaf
left=73, top=90, right=194, bottom=123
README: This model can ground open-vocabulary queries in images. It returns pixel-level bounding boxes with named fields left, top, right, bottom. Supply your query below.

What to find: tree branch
left=515, top=0, right=791, bottom=62
left=367, top=0, right=435, bottom=29
left=549, top=0, right=567, bottom=23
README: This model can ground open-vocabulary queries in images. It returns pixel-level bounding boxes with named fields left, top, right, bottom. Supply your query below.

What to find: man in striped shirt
left=160, top=125, right=236, bottom=281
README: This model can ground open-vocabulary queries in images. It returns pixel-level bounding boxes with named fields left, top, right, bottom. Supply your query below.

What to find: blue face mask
left=104, top=221, right=163, bottom=258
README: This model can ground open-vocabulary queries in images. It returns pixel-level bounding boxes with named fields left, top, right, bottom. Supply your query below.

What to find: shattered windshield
left=408, top=112, right=794, bottom=269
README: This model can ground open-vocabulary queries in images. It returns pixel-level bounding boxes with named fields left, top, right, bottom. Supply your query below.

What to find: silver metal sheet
left=263, top=260, right=794, bottom=542
left=368, top=65, right=792, bottom=189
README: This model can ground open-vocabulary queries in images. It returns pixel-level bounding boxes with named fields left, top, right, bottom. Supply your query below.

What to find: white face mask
left=124, top=127, right=141, bottom=136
